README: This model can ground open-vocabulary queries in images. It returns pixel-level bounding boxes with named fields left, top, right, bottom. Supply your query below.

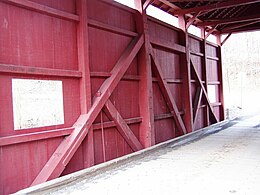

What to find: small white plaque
left=208, top=85, right=217, bottom=103
left=12, top=79, right=64, bottom=130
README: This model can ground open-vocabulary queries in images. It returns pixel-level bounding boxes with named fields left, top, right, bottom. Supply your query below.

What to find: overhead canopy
left=150, top=0, right=260, bottom=34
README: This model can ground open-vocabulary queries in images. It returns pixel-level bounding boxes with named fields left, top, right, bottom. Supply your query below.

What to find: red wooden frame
left=0, top=0, right=224, bottom=194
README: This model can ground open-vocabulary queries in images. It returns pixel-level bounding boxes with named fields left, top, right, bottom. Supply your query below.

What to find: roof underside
left=150, top=0, right=260, bottom=35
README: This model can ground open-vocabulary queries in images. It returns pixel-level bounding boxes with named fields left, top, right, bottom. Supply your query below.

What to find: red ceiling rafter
left=220, top=33, right=232, bottom=46
left=221, top=20, right=260, bottom=32
left=197, top=13, right=260, bottom=27
left=143, top=0, right=154, bottom=10
left=175, top=0, right=260, bottom=15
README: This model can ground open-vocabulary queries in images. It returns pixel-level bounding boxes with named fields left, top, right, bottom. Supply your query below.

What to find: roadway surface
left=27, top=115, right=260, bottom=195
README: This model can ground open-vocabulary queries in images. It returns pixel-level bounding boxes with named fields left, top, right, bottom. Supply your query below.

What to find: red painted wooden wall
left=0, top=0, right=224, bottom=194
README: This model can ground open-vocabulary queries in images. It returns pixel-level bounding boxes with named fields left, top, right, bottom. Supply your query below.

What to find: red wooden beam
left=90, top=72, right=141, bottom=81
left=76, top=0, right=94, bottom=168
left=31, top=35, right=144, bottom=186
left=190, top=60, right=219, bottom=123
left=158, top=0, right=181, bottom=11
left=221, top=20, right=260, bottom=32
left=150, top=47, right=187, bottom=135
left=142, top=0, right=154, bottom=10
left=186, top=12, right=201, bottom=29
left=0, top=63, right=82, bottom=78
left=135, top=0, right=155, bottom=147
left=217, top=45, right=225, bottom=121
left=0, top=128, right=74, bottom=147
left=179, top=15, right=194, bottom=133
left=205, top=25, right=218, bottom=39
left=150, top=39, right=186, bottom=54
left=221, top=24, right=260, bottom=34
left=193, top=87, right=203, bottom=125
left=221, top=33, right=232, bottom=46
left=3, top=0, right=79, bottom=21
left=104, top=100, right=144, bottom=151
left=176, top=0, right=260, bottom=15
left=198, top=14, right=260, bottom=27
left=201, top=35, right=210, bottom=126
left=88, top=19, right=138, bottom=37
left=92, top=117, right=142, bottom=130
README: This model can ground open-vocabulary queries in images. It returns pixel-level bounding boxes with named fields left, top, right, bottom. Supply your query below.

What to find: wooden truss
left=150, top=47, right=187, bottom=135
left=190, top=60, right=219, bottom=125
left=32, top=35, right=144, bottom=185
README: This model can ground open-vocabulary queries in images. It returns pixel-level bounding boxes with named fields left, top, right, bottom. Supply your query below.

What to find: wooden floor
left=16, top=115, right=260, bottom=195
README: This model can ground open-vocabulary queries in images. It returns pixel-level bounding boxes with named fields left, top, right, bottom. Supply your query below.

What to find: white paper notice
left=12, top=79, right=64, bottom=130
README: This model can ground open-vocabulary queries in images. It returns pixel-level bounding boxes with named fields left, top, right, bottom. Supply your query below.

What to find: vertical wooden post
left=76, top=0, right=94, bottom=168
left=201, top=27, right=210, bottom=126
left=134, top=0, right=155, bottom=147
left=178, top=15, right=193, bottom=133
left=216, top=33, right=225, bottom=120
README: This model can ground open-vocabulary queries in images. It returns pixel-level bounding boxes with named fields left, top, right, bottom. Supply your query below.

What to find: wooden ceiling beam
left=220, top=33, right=232, bottom=46
left=143, top=0, right=154, bottom=10
left=221, top=19, right=260, bottom=31
left=197, top=13, right=260, bottom=27
left=221, top=25, right=260, bottom=34
left=158, top=0, right=180, bottom=11
left=175, top=0, right=260, bottom=15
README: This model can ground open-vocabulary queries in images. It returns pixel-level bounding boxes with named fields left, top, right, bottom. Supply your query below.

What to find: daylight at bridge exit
left=0, top=0, right=260, bottom=194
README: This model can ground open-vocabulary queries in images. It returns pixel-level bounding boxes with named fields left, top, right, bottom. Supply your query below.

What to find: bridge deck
left=17, top=115, right=260, bottom=195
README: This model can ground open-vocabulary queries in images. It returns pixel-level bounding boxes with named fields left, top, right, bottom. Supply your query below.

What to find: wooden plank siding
left=0, top=0, right=224, bottom=194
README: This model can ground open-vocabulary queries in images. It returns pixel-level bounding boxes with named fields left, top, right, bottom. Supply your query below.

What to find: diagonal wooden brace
left=150, top=46, right=187, bottom=135
left=142, top=0, right=154, bottom=10
left=31, top=35, right=144, bottom=186
left=104, top=100, right=144, bottom=151
left=193, top=87, right=203, bottom=124
left=190, top=60, right=219, bottom=123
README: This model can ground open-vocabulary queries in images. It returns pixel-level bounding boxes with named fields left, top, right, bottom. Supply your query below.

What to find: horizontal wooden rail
left=152, top=78, right=183, bottom=84
left=208, top=81, right=221, bottom=85
left=0, top=64, right=82, bottom=78
left=206, top=56, right=219, bottom=61
left=198, top=102, right=222, bottom=109
left=0, top=117, right=145, bottom=146
left=150, top=39, right=186, bottom=54
left=190, top=51, right=204, bottom=57
left=166, top=78, right=183, bottom=84
left=90, top=72, right=140, bottom=81
left=2, top=0, right=79, bottom=21
left=191, top=79, right=206, bottom=84
left=154, top=111, right=185, bottom=121
left=88, top=19, right=138, bottom=37
left=212, top=102, right=222, bottom=107
left=0, top=127, right=74, bottom=147
left=92, top=117, right=142, bottom=130
left=192, top=80, right=221, bottom=85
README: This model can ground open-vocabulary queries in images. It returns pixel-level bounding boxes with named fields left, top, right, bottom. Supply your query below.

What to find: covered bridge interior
left=0, top=0, right=260, bottom=194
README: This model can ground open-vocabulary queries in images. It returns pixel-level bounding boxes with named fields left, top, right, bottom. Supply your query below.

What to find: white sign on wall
left=12, top=79, right=64, bottom=130
left=208, top=85, right=217, bottom=103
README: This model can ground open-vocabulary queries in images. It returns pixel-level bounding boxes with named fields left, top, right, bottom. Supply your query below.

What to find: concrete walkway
left=20, top=115, right=260, bottom=195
